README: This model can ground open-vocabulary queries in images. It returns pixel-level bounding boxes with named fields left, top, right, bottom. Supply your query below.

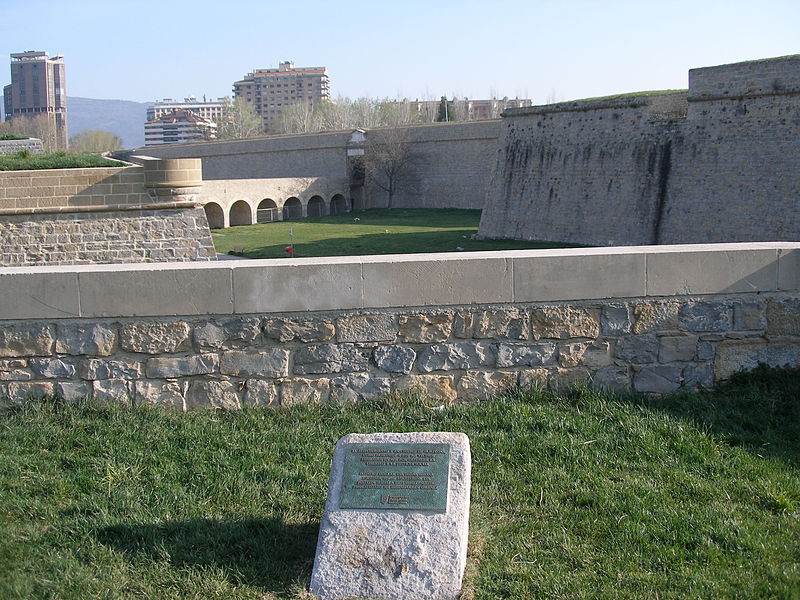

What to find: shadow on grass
left=96, top=517, right=319, bottom=594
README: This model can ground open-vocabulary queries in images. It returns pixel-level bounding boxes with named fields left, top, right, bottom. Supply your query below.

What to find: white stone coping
left=0, top=243, right=797, bottom=320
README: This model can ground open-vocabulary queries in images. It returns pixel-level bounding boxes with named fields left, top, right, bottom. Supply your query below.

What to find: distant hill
left=1, top=94, right=151, bottom=149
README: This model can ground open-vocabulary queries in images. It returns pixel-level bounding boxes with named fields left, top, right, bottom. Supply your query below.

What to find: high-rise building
left=233, top=61, right=330, bottom=129
left=3, top=51, right=68, bottom=149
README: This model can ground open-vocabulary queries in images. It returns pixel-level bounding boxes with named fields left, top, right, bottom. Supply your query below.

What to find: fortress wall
left=0, top=159, right=216, bottom=266
left=1, top=243, right=798, bottom=409
left=478, top=95, right=686, bottom=245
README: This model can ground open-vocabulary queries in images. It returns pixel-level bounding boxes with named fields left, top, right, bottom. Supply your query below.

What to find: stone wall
left=0, top=158, right=216, bottom=266
left=1, top=243, right=797, bottom=409
left=0, top=137, right=43, bottom=155
left=479, top=55, right=800, bottom=245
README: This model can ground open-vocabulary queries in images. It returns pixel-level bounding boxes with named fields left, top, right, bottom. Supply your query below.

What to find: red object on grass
left=284, top=246, right=294, bottom=257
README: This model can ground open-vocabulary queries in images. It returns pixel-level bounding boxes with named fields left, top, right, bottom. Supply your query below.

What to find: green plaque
left=339, top=443, right=450, bottom=511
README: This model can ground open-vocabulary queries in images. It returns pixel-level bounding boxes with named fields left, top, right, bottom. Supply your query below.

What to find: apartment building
left=233, top=61, right=330, bottom=128
left=3, top=51, right=68, bottom=148
left=147, top=97, right=226, bottom=123
left=144, top=109, right=216, bottom=146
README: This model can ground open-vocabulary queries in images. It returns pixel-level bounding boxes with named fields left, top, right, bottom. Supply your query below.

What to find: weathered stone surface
left=281, top=377, right=330, bottom=406
left=616, top=335, right=659, bottom=363
left=0, top=359, right=32, bottom=381
left=220, top=350, right=289, bottom=378
left=5, top=381, right=54, bottom=402
left=78, top=357, right=143, bottom=380
left=550, top=368, right=591, bottom=389
left=373, top=345, right=416, bottom=374
left=558, top=341, right=612, bottom=368
left=93, top=379, right=131, bottom=405
left=715, top=339, right=800, bottom=380
left=398, top=313, right=453, bottom=343
left=679, top=302, right=732, bottom=332
left=531, top=307, right=599, bottom=339
left=658, top=336, right=697, bottom=363
left=29, top=358, right=77, bottom=379
left=733, top=302, right=766, bottom=331
left=134, top=380, right=184, bottom=408
left=194, top=318, right=261, bottom=349
left=55, top=380, right=91, bottom=402
left=454, top=309, right=529, bottom=340
left=601, top=305, right=632, bottom=335
left=329, top=373, right=393, bottom=403
left=294, top=344, right=370, bottom=375
left=682, top=364, right=714, bottom=389
left=336, top=314, right=397, bottom=343
left=55, top=323, right=116, bottom=356
left=0, top=323, right=54, bottom=357
left=243, top=379, right=279, bottom=407
left=633, top=366, right=682, bottom=394
left=633, top=301, right=680, bottom=333
left=518, top=368, right=550, bottom=389
left=590, top=367, right=631, bottom=391
left=310, top=432, right=471, bottom=600
left=457, top=370, right=517, bottom=401
left=146, top=354, right=219, bottom=378
left=417, top=342, right=496, bottom=372
left=120, top=321, right=191, bottom=354
left=397, top=374, right=457, bottom=403
left=185, top=379, right=240, bottom=410
left=263, top=318, right=335, bottom=343
left=697, top=341, right=715, bottom=361
left=766, top=298, right=800, bottom=335
left=496, top=342, right=556, bottom=367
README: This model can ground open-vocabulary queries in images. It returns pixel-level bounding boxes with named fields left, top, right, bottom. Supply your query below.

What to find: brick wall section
left=0, top=294, right=797, bottom=409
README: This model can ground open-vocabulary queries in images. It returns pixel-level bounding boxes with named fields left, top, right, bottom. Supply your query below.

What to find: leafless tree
left=0, top=114, right=60, bottom=151
left=69, top=129, right=122, bottom=153
left=362, top=128, right=418, bottom=209
left=216, top=97, right=263, bottom=139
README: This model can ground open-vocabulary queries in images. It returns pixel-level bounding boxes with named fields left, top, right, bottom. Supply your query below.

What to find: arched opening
left=204, top=202, right=225, bottom=229
left=307, top=195, right=326, bottom=217
left=330, top=193, right=350, bottom=215
left=283, top=197, right=302, bottom=220
left=230, top=200, right=253, bottom=226
left=257, top=198, right=278, bottom=223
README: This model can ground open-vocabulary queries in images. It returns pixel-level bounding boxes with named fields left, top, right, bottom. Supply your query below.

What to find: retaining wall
left=1, top=243, right=797, bottom=409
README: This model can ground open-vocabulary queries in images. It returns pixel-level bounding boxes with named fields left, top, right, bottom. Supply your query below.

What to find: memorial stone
left=310, top=432, right=471, bottom=600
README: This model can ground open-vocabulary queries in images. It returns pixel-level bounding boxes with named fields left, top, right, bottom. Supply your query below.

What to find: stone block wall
left=0, top=137, right=43, bottom=155
left=1, top=243, right=797, bottom=409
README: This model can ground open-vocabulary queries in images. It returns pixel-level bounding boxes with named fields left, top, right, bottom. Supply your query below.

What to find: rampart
left=479, top=55, right=800, bottom=245
left=1, top=243, right=797, bottom=409
left=0, top=158, right=216, bottom=265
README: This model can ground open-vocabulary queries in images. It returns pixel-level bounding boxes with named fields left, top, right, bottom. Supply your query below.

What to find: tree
left=362, top=129, right=418, bottom=209
left=69, top=130, right=122, bottom=153
left=0, top=113, right=59, bottom=151
left=216, top=97, right=263, bottom=140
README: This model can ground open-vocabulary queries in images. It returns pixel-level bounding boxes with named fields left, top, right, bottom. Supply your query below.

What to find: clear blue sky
left=2, top=0, right=798, bottom=105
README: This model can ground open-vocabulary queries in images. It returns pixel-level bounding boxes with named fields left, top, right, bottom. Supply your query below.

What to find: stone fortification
left=0, top=158, right=216, bottom=266
left=0, top=243, right=797, bottom=409
left=0, top=137, right=43, bottom=155
left=479, top=55, right=800, bottom=245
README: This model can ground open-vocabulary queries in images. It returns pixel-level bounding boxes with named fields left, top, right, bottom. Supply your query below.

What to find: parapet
left=689, top=54, right=800, bottom=101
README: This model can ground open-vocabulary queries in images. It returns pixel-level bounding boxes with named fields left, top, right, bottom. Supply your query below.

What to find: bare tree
left=69, top=129, right=122, bottom=153
left=362, top=128, right=418, bottom=209
left=0, top=114, right=59, bottom=151
left=216, top=97, right=263, bottom=139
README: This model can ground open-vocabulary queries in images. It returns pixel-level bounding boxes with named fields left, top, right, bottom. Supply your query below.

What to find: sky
left=1, top=0, right=798, bottom=105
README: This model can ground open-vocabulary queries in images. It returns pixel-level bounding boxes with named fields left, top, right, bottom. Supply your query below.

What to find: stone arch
left=330, top=193, right=350, bottom=215
left=204, top=201, right=225, bottom=229
left=307, top=195, right=326, bottom=217
left=257, top=198, right=279, bottom=223
left=283, top=196, right=303, bottom=220
left=230, top=200, right=253, bottom=226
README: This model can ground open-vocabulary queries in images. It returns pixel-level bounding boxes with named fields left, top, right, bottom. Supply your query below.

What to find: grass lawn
left=1, top=367, right=798, bottom=599
left=0, top=151, right=124, bottom=171
left=210, top=208, right=579, bottom=258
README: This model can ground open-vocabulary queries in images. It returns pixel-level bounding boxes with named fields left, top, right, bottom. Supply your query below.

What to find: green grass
left=1, top=367, right=798, bottom=599
left=0, top=151, right=124, bottom=171
left=211, top=208, right=579, bottom=258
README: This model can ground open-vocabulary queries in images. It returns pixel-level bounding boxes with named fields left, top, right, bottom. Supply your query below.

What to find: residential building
left=3, top=51, right=68, bottom=148
left=147, top=97, right=226, bottom=123
left=233, top=61, right=330, bottom=128
left=144, top=109, right=216, bottom=146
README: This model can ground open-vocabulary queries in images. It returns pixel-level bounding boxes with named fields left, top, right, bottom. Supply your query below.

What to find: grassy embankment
left=211, top=208, right=579, bottom=258
left=1, top=367, right=798, bottom=599
left=0, top=150, right=124, bottom=171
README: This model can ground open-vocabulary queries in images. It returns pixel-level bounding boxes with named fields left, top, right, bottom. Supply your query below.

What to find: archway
left=330, top=193, right=350, bottom=215
left=307, top=195, right=326, bottom=217
left=257, top=198, right=278, bottom=223
left=283, top=197, right=302, bottom=220
left=230, top=200, right=253, bottom=226
left=204, top=202, right=224, bottom=229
